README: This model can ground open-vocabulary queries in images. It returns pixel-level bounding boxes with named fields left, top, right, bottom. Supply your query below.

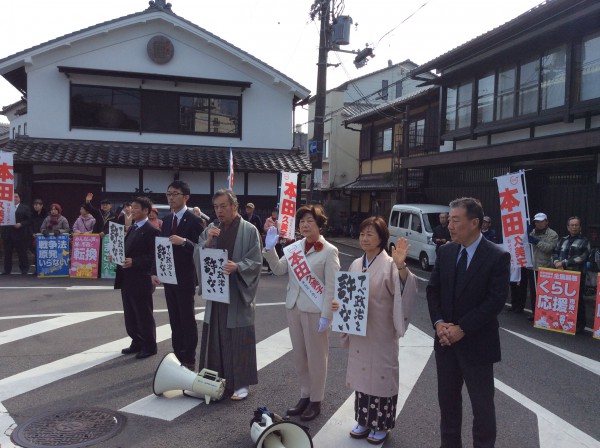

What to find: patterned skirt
left=354, top=391, right=398, bottom=431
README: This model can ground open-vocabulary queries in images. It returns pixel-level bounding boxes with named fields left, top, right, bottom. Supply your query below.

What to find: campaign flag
left=101, top=234, right=117, bottom=279
left=496, top=171, right=532, bottom=269
left=155, top=237, right=177, bottom=285
left=0, top=152, right=16, bottom=226
left=332, top=271, right=369, bottom=336
left=70, top=234, right=101, bottom=278
left=534, top=268, right=580, bottom=335
left=200, top=248, right=229, bottom=303
left=278, top=171, right=298, bottom=240
left=594, top=274, right=600, bottom=340
left=36, top=234, right=70, bottom=277
left=227, top=146, right=234, bottom=189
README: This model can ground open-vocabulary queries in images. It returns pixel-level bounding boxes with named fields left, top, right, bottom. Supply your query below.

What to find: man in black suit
left=3, top=191, right=31, bottom=275
left=115, top=196, right=160, bottom=359
left=427, top=197, right=510, bottom=448
left=152, top=180, right=203, bottom=370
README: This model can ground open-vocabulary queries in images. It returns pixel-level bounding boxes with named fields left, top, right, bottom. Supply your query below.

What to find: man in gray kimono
left=197, top=189, right=262, bottom=401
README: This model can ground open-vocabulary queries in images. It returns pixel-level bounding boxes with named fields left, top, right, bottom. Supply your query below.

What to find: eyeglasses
left=165, top=192, right=183, bottom=198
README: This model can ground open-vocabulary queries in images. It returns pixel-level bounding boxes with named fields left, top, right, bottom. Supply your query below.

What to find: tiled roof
left=4, top=138, right=311, bottom=173
left=340, top=175, right=394, bottom=191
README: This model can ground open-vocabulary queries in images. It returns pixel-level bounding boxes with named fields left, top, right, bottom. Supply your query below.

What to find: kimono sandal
left=230, top=387, right=249, bottom=401
left=349, top=424, right=370, bottom=439
left=367, top=430, right=389, bottom=445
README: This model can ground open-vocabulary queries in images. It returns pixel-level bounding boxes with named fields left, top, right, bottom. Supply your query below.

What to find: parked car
left=387, top=204, right=450, bottom=271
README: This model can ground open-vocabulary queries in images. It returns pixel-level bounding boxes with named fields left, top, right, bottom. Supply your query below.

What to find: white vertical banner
left=496, top=171, right=533, bottom=268
left=155, top=237, right=178, bottom=285
left=278, top=171, right=298, bottom=240
left=0, top=152, right=16, bottom=226
left=108, top=222, right=125, bottom=266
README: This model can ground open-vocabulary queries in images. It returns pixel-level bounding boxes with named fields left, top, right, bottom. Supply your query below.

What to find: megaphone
left=250, top=408, right=313, bottom=448
left=152, top=353, right=226, bottom=404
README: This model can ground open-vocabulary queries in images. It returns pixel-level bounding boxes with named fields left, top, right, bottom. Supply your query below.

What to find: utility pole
left=308, top=0, right=330, bottom=204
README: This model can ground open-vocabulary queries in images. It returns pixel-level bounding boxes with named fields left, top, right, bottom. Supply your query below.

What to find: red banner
left=534, top=268, right=579, bottom=335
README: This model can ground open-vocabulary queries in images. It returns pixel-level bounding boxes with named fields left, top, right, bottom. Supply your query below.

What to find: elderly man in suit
left=427, top=197, right=510, bottom=448
left=116, top=196, right=160, bottom=359
left=152, top=180, right=204, bottom=371
left=197, top=189, right=262, bottom=401
left=2, top=191, right=31, bottom=275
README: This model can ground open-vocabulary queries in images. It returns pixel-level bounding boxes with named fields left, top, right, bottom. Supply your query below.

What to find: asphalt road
left=0, top=242, right=599, bottom=448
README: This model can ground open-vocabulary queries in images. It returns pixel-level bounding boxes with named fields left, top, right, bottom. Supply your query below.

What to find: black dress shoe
left=136, top=349, right=157, bottom=359
left=300, top=401, right=321, bottom=421
left=121, top=346, right=141, bottom=355
left=286, top=397, right=310, bottom=416
left=1, top=272, right=10, bottom=275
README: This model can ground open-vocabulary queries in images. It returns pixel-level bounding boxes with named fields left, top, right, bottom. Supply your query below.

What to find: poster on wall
left=534, top=268, right=580, bottom=335
left=36, top=234, right=70, bottom=277
left=70, top=234, right=101, bottom=278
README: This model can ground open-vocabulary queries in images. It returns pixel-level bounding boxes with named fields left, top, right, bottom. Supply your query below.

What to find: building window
left=408, top=119, right=425, bottom=148
left=445, top=87, right=457, bottom=131
left=71, top=84, right=240, bottom=136
left=23, top=123, right=27, bottom=135
left=374, top=127, right=393, bottom=153
left=380, top=80, right=389, bottom=100
left=496, top=67, right=516, bottom=120
left=477, top=73, right=495, bottom=124
left=456, top=82, right=472, bottom=129
left=541, top=45, right=566, bottom=110
left=323, top=139, right=329, bottom=160
left=518, top=57, right=539, bottom=115
left=578, top=32, right=600, bottom=101
left=395, top=81, right=403, bottom=99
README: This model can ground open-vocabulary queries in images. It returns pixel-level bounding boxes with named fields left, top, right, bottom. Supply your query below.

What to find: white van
left=388, top=204, right=450, bottom=271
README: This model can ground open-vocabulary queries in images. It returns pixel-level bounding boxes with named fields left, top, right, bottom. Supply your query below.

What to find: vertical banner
left=108, top=222, right=125, bottom=266
left=496, top=171, right=532, bottom=268
left=0, top=152, right=16, bottom=225
left=534, top=268, right=580, bottom=335
left=70, top=234, right=101, bottom=278
left=278, top=171, right=298, bottom=240
left=36, top=234, right=70, bottom=277
left=101, top=234, right=117, bottom=279
left=200, top=248, right=229, bottom=303
left=155, top=237, right=177, bottom=285
left=332, top=272, right=369, bottom=336
left=227, top=146, right=234, bottom=189
left=594, top=273, right=600, bottom=339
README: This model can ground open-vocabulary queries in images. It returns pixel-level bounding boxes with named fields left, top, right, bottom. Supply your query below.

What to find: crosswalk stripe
left=120, top=327, right=293, bottom=420
left=312, top=325, right=433, bottom=446
left=503, top=329, right=600, bottom=376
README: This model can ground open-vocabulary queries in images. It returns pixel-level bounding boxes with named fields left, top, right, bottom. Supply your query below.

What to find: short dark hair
left=132, top=196, right=153, bottom=215
left=359, top=216, right=389, bottom=250
left=100, top=199, right=111, bottom=205
left=567, top=216, right=582, bottom=226
left=33, top=198, right=43, bottom=205
left=123, top=201, right=132, bottom=207
left=296, top=205, right=328, bottom=229
left=168, top=180, right=191, bottom=196
left=213, top=189, right=238, bottom=207
left=449, top=197, right=484, bottom=229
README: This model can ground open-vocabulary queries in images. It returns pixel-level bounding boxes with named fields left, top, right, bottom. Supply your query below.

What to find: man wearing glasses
left=152, top=180, right=204, bottom=370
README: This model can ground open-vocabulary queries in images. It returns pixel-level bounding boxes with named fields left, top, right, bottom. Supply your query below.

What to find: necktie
left=455, top=247, right=468, bottom=283
left=172, top=215, right=178, bottom=235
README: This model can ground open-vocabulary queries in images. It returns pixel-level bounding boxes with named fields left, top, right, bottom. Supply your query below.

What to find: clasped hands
left=435, top=322, right=465, bottom=346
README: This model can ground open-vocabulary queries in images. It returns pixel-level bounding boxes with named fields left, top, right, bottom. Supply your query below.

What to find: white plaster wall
left=179, top=171, right=211, bottom=195
left=213, top=171, right=244, bottom=196
left=490, top=128, right=531, bottom=145
left=455, top=135, right=488, bottom=150
left=22, top=18, right=301, bottom=149
left=142, top=170, right=176, bottom=194
left=106, top=168, right=138, bottom=192
left=247, top=173, right=277, bottom=195
left=440, top=141, right=453, bottom=152
left=535, top=119, right=586, bottom=137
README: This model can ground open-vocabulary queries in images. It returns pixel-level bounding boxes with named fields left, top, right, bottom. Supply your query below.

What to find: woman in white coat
left=263, top=205, right=340, bottom=421
left=332, top=216, right=417, bottom=445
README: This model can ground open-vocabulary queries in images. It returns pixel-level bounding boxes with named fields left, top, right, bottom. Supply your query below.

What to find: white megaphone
left=153, top=353, right=226, bottom=404
left=250, top=408, right=313, bottom=448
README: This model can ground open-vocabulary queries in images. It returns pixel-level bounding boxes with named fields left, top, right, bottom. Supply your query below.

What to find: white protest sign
left=333, top=271, right=369, bottom=336
left=200, top=248, right=229, bottom=303
left=155, top=237, right=178, bottom=285
left=108, top=222, right=125, bottom=266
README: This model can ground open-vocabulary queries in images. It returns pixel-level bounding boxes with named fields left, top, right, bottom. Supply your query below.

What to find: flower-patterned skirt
left=354, top=390, right=398, bottom=431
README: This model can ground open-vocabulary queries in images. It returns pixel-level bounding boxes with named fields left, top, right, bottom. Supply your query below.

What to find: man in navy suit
left=152, top=180, right=204, bottom=370
left=427, top=197, right=510, bottom=448
left=2, top=191, right=31, bottom=275
left=115, top=196, right=160, bottom=359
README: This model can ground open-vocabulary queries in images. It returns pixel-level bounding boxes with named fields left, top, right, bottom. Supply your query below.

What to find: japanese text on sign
left=332, top=272, right=369, bottom=336
left=108, top=222, right=125, bottom=266
left=278, top=171, right=298, bottom=240
left=36, top=234, right=70, bottom=277
left=0, top=152, right=16, bottom=225
left=70, top=234, right=100, bottom=278
left=200, top=248, right=229, bottom=303
left=155, top=237, right=177, bottom=285
left=534, top=268, right=580, bottom=335
left=283, top=240, right=325, bottom=309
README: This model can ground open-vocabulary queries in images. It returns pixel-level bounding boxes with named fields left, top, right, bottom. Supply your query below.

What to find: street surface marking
left=120, top=327, right=293, bottom=420
left=313, top=325, right=433, bottom=447
left=495, top=380, right=600, bottom=448
left=0, top=312, right=116, bottom=346
left=503, top=329, right=600, bottom=376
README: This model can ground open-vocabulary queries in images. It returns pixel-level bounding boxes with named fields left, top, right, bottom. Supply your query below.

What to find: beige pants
left=286, top=307, right=330, bottom=402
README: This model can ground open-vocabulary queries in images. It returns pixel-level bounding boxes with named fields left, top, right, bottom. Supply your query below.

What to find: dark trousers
left=527, top=269, right=537, bottom=312
left=121, top=276, right=156, bottom=351
left=3, top=237, right=29, bottom=274
left=164, top=284, right=198, bottom=365
left=510, top=268, right=528, bottom=311
left=435, top=348, right=496, bottom=448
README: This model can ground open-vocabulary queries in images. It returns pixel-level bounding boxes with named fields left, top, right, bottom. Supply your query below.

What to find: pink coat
left=342, top=252, right=417, bottom=397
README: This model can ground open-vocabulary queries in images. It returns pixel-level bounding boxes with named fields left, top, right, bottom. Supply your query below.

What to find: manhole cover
left=11, top=408, right=126, bottom=448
